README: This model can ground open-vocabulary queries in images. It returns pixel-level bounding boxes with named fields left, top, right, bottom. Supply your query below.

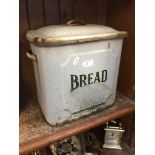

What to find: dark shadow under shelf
left=19, top=92, right=135, bottom=154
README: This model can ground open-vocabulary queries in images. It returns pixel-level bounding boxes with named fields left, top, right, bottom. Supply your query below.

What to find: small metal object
left=26, top=51, right=37, bottom=61
left=49, top=136, right=82, bottom=155
left=83, top=153, right=97, bottom=155
left=31, top=150, right=40, bottom=155
left=103, top=120, right=124, bottom=149
left=66, top=19, right=86, bottom=26
left=50, top=145, right=57, bottom=155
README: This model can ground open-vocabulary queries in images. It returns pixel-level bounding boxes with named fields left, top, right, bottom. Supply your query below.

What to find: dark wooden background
left=19, top=0, right=135, bottom=148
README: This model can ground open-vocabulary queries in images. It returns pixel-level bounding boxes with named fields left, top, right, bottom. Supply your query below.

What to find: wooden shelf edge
left=20, top=104, right=134, bottom=154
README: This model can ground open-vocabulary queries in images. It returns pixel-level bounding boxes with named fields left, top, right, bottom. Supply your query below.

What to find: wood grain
left=26, top=0, right=45, bottom=29
left=60, top=0, right=74, bottom=24
left=86, top=0, right=99, bottom=24
left=74, top=0, right=87, bottom=23
left=19, top=0, right=36, bottom=99
left=128, top=113, right=135, bottom=149
left=106, top=0, right=135, bottom=100
left=19, top=92, right=135, bottom=154
left=19, top=43, right=36, bottom=99
left=19, top=0, right=29, bottom=45
left=19, top=0, right=29, bottom=102
left=120, top=113, right=135, bottom=146
left=98, top=0, right=106, bottom=25
left=44, top=0, right=60, bottom=25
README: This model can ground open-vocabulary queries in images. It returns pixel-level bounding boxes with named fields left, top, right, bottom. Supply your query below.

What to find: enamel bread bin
left=26, top=20, right=127, bottom=125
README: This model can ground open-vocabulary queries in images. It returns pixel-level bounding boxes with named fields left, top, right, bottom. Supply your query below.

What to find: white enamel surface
left=26, top=24, right=120, bottom=41
left=31, top=39, right=123, bottom=125
left=62, top=49, right=116, bottom=113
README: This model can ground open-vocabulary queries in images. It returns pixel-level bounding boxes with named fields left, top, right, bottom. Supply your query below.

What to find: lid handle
left=66, top=20, right=86, bottom=26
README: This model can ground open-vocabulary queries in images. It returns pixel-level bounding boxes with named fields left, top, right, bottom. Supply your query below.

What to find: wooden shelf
left=19, top=92, right=135, bottom=155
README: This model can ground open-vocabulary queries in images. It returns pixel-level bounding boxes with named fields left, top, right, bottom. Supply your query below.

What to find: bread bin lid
left=26, top=20, right=127, bottom=46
